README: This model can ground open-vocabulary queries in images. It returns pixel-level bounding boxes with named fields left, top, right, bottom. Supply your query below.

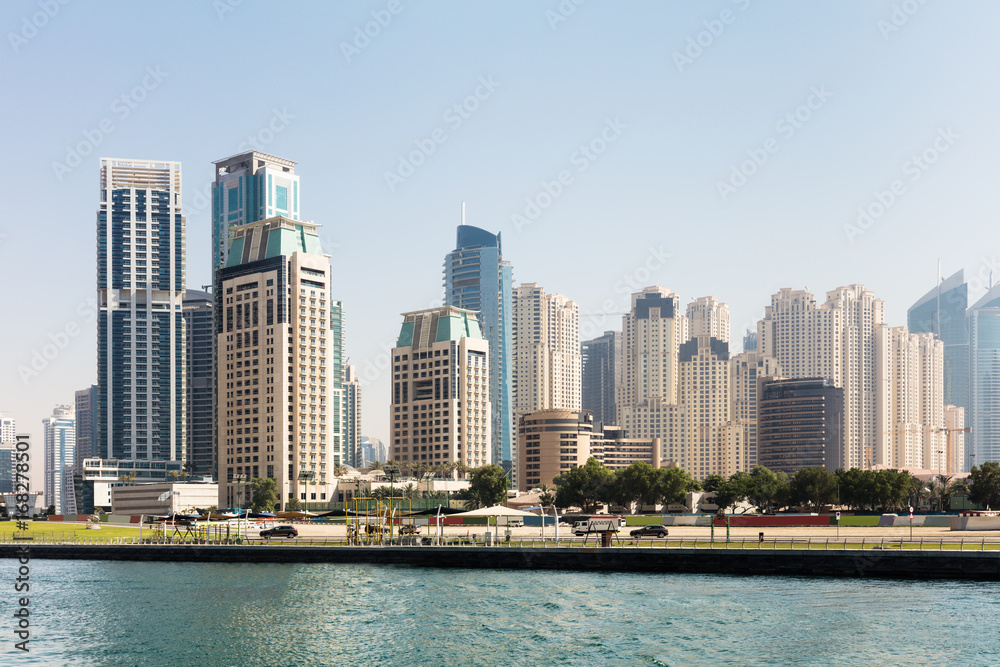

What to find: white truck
left=572, top=517, right=621, bottom=536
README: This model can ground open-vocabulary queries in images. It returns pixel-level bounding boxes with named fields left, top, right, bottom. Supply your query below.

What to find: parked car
left=630, top=525, right=668, bottom=538
left=399, top=524, right=421, bottom=535
left=260, top=525, right=298, bottom=539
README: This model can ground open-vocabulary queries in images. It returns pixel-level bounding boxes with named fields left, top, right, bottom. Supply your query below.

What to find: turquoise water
left=4, top=560, right=999, bottom=666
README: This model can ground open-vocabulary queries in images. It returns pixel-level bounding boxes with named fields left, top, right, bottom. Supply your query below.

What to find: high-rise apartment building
left=183, top=289, right=215, bottom=478
left=943, top=404, right=966, bottom=476
left=329, top=300, right=345, bottom=468
left=875, top=327, right=946, bottom=470
left=44, top=405, right=75, bottom=514
left=581, top=331, right=620, bottom=429
left=729, top=350, right=783, bottom=469
left=0, top=414, right=18, bottom=496
left=618, top=287, right=688, bottom=409
left=444, top=224, right=513, bottom=473
left=757, top=378, right=844, bottom=473
left=212, top=152, right=300, bottom=274
left=73, top=387, right=98, bottom=474
left=687, top=296, right=730, bottom=343
left=969, top=283, right=1000, bottom=467
left=390, top=306, right=491, bottom=470
left=216, top=216, right=336, bottom=510
left=677, top=336, right=743, bottom=478
left=908, top=269, right=970, bottom=468
left=343, top=364, right=361, bottom=468
left=97, top=158, right=186, bottom=464
left=517, top=409, right=595, bottom=491
left=758, top=285, right=884, bottom=470
left=512, top=283, right=581, bottom=416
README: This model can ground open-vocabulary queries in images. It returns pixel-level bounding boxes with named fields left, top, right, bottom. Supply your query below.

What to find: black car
left=260, top=525, right=298, bottom=538
left=630, top=525, right=668, bottom=538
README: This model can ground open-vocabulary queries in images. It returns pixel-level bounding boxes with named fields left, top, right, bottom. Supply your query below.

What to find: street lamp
left=232, top=474, right=247, bottom=540
left=384, top=464, right=400, bottom=541
left=298, top=470, right=316, bottom=516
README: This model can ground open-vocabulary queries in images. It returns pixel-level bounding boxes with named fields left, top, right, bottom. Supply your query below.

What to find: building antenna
left=461, top=201, right=466, bottom=226
left=937, top=258, right=942, bottom=285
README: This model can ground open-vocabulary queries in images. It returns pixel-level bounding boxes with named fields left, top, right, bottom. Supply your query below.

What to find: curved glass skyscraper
left=969, top=284, right=1000, bottom=467
left=443, top=224, right=513, bottom=476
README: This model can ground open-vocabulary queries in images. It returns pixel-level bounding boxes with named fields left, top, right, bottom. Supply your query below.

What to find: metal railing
left=3, top=534, right=1000, bottom=551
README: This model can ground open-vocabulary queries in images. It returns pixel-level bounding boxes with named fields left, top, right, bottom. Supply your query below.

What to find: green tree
left=465, top=464, right=509, bottom=509
left=714, top=472, right=752, bottom=513
left=701, top=474, right=726, bottom=493
left=612, top=462, right=659, bottom=512
left=553, top=457, right=615, bottom=511
left=746, top=466, right=789, bottom=514
left=969, top=461, right=1000, bottom=510
left=653, top=467, right=696, bottom=507
left=285, top=497, right=302, bottom=511
left=249, top=477, right=279, bottom=513
left=790, top=467, right=837, bottom=511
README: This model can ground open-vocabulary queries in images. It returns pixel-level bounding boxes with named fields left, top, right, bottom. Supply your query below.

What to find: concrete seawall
left=3, top=544, right=999, bottom=580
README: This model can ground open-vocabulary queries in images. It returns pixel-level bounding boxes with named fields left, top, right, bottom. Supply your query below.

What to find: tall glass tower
left=444, top=224, right=513, bottom=473
left=908, top=270, right=970, bottom=414
left=97, top=158, right=186, bottom=464
left=969, top=283, right=1000, bottom=468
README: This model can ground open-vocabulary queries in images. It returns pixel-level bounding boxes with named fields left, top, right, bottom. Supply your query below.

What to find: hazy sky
left=2, top=0, right=999, bottom=458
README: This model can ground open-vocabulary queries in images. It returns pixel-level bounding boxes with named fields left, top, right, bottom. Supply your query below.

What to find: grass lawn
left=0, top=521, right=142, bottom=540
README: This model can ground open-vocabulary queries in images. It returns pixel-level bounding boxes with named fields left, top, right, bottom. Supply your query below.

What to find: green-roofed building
left=391, top=306, right=490, bottom=474
left=216, top=215, right=341, bottom=511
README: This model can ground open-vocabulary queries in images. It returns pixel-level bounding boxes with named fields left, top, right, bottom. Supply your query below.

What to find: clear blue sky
left=2, top=0, right=999, bottom=456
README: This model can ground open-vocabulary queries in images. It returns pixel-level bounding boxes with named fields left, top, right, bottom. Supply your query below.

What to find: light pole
left=384, top=464, right=400, bottom=541
left=232, top=474, right=247, bottom=540
left=298, top=470, right=316, bottom=516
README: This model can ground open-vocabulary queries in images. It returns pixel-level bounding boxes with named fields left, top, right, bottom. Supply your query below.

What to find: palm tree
left=369, top=460, right=384, bottom=472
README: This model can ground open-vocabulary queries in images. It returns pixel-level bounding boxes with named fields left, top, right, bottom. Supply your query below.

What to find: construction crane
left=931, top=427, right=971, bottom=477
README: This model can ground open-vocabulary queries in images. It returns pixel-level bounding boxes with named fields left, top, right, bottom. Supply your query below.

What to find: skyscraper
left=0, top=414, right=15, bottom=446
left=687, top=296, right=730, bottom=343
left=390, top=306, right=491, bottom=471
left=183, top=289, right=214, bottom=478
left=757, top=378, right=844, bottom=474
left=73, top=386, right=98, bottom=474
left=759, top=285, right=885, bottom=470
left=44, top=405, right=75, bottom=514
left=969, top=283, right=1000, bottom=468
left=581, top=330, right=620, bottom=429
left=443, top=223, right=513, bottom=473
left=511, top=283, right=581, bottom=416
left=212, top=152, right=300, bottom=274
left=875, top=327, right=946, bottom=470
left=343, top=364, right=361, bottom=468
left=216, top=216, right=336, bottom=510
left=729, top=350, right=783, bottom=469
left=330, top=300, right=345, bottom=468
left=97, top=158, right=186, bottom=464
left=677, top=336, right=742, bottom=477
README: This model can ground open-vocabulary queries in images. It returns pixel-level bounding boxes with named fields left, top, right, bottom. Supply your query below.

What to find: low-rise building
left=111, top=482, right=220, bottom=516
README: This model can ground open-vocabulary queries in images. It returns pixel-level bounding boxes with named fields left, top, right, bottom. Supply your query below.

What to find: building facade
left=97, top=158, right=186, bottom=464
left=511, top=283, right=581, bottom=416
left=875, top=327, right=946, bottom=471
left=677, top=336, right=742, bottom=478
left=217, top=216, right=337, bottom=510
left=211, top=152, right=299, bottom=274
left=183, top=290, right=215, bottom=478
left=517, top=409, right=595, bottom=491
left=969, top=284, right=1000, bottom=467
left=443, top=224, right=513, bottom=474
left=43, top=405, right=75, bottom=514
left=687, top=296, right=730, bottom=343
left=73, top=387, right=98, bottom=474
left=343, top=364, right=361, bottom=468
left=757, top=378, right=844, bottom=473
left=759, top=285, right=885, bottom=470
left=581, top=330, right=619, bottom=429
left=390, top=306, right=491, bottom=471
left=729, top=350, right=783, bottom=470
left=619, top=287, right=688, bottom=410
